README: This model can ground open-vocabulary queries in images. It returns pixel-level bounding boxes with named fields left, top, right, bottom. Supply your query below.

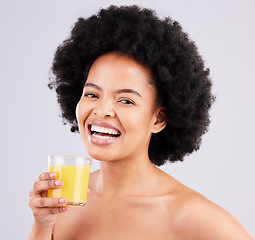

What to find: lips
left=87, top=121, right=121, bottom=145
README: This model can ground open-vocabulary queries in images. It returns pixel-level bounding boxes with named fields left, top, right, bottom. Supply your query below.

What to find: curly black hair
left=49, top=5, right=215, bottom=166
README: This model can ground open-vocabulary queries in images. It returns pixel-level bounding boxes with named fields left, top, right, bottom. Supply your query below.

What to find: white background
left=0, top=0, right=254, bottom=238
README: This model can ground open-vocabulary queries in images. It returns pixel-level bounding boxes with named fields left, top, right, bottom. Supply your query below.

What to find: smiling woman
left=28, top=5, right=254, bottom=240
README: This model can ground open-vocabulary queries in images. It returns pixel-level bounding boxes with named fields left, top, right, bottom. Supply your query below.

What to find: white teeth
left=91, top=125, right=119, bottom=135
left=92, top=133, right=116, bottom=139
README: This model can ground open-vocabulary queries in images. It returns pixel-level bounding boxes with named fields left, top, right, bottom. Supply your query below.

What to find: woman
left=29, top=5, right=253, bottom=239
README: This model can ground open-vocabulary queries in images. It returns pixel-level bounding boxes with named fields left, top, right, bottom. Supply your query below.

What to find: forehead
left=86, top=52, right=155, bottom=92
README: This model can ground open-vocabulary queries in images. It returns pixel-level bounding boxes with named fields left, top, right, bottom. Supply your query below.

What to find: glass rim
left=48, top=155, right=92, bottom=166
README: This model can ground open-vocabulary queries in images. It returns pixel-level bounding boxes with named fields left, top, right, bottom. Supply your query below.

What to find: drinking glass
left=47, top=155, right=91, bottom=207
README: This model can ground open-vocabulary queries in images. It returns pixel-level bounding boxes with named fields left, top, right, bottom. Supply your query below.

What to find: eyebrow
left=84, top=82, right=101, bottom=91
left=84, top=82, right=142, bottom=98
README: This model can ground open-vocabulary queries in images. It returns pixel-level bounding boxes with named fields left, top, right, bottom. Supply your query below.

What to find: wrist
left=29, top=222, right=53, bottom=240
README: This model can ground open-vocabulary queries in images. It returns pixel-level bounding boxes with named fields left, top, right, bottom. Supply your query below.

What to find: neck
left=95, top=155, right=159, bottom=199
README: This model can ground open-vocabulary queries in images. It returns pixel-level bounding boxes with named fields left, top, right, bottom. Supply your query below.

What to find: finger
left=39, top=172, right=56, bottom=181
left=29, top=179, right=40, bottom=197
left=47, top=206, right=68, bottom=215
left=30, top=179, right=63, bottom=196
left=32, top=206, right=68, bottom=218
left=87, top=188, right=91, bottom=195
left=33, top=197, right=67, bottom=208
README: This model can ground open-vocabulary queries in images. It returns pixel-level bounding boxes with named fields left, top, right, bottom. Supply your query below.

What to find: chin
left=86, top=148, right=117, bottom=162
left=83, top=139, right=120, bottom=162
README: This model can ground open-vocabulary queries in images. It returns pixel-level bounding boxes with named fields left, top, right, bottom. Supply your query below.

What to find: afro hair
left=49, top=5, right=215, bottom=166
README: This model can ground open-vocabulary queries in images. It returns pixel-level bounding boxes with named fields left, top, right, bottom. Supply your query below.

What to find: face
left=76, top=52, right=166, bottom=162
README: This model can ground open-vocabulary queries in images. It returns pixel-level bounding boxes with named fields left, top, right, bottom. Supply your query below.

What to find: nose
left=93, top=99, right=116, bottom=119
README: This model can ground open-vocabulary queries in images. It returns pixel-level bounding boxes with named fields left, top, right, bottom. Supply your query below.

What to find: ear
left=152, top=107, right=167, bottom=134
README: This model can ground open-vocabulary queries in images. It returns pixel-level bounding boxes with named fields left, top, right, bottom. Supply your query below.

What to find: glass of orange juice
left=47, top=155, right=91, bottom=207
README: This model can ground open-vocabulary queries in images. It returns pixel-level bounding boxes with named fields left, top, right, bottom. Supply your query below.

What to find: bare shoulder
left=166, top=176, right=253, bottom=240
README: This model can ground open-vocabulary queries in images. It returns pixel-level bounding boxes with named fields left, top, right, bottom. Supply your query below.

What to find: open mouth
left=88, top=124, right=121, bottom=140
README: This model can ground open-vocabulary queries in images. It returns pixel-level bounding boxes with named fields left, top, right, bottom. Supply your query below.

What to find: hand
left=29, top=172, right=68, bottom=229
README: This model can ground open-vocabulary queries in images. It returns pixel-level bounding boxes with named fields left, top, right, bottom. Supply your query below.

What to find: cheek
left=121, top=108, right=154, bottom=134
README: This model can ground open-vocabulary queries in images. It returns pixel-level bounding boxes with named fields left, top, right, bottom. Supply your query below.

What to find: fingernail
left=59, top=198, right=66, bottom=204
left=62, top=207, right=67, bottom=211
left=55, top=180, right=62, bottom=186
left=50, top=172, right=56, bottom=179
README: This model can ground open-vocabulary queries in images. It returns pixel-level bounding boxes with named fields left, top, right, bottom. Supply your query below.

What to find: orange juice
left=48, top=165, right=91, bottom=206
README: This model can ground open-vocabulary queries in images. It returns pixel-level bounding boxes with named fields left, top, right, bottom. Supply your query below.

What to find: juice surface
left=48, top=165, right=91, bottom=204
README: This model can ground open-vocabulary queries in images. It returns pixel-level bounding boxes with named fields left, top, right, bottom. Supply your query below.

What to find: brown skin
left=29, top=53, right=253, bottom=240
left=53, top=169, right=253, bottom=240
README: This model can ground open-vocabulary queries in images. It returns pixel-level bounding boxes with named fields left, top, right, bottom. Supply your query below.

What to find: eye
left=119, top=99, right=134, bottom=105
left=84, top=92, right=98, bottom=98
